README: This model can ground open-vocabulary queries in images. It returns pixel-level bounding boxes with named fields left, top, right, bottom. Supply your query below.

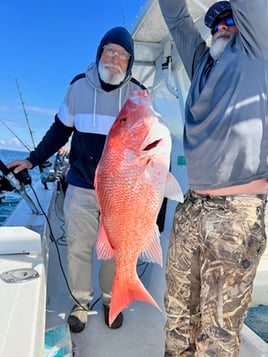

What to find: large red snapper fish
left=94, top=90, right=183, bottom=326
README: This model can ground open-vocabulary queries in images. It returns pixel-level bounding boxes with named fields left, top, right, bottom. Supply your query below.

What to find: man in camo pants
left=165, top=192, right=266, bottom=356
left=158, top=0, right=268, bottom=356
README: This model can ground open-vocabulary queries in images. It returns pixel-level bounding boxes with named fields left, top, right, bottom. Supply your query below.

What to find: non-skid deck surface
left=45, top=197, right=168, bottom=357
left=244, top=305, right=268, bottom=343
left=45, top=193, right=268, bottom=357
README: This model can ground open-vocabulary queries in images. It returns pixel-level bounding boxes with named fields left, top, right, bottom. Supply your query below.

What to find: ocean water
left=0, top=149, right=40, bottom=226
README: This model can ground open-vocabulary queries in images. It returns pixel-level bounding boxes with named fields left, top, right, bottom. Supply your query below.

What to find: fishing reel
left=5, top=167, right=32, bottom=189
left=0, top=172, right=15, bottom=204
left=0, top=164, right=31, bottom=204
left=0, top=175, right=14, bottom=192
left=0, top=174, right=13, bottom=203
left=0, top=159, right=32, bottom=193
left=40, top=170, right=57, bottom=184
left=0, top=190, right=5, bottom=204
left=0, top=159, right=39, bottom=214
left=40, top=160, right=52, bottom=169
left=12, top=168, right=32, bottom=186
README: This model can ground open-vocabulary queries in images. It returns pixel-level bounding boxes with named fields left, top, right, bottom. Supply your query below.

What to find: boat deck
left=2, top=179, right=268, bottom=356
left=45, top=187, right=172, bottom=356
left=45, top=186, right=268, bottom=357
left=46, top=242, right=166, bottom=356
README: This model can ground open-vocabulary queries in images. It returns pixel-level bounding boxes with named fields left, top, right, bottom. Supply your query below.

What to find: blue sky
left=0, top=0, right=147, bottom=152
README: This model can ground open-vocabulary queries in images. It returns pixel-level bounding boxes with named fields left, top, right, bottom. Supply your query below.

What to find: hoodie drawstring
left=93, top=88, right=97, bottom=127
left=92, top=86, right=123, bottom=128
left=118, top=88, right=122, bottom=111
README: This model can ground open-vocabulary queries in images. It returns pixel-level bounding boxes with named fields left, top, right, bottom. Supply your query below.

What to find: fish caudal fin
left=165, top=172, right=184, bottom=202
left=109, top=275, right=160, bottom=326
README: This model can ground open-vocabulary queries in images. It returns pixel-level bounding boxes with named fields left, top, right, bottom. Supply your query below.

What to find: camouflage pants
left=165, top=190, right=267, bottom=357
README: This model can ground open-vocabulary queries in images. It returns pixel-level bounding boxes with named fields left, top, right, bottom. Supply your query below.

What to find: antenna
left=119, top=1, right=127, bottom=27
left=15, top=78, right=36, bottom=150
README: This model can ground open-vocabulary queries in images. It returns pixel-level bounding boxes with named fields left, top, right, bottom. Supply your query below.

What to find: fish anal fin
left=96, top=223, right=114, bottom=260
left=165, top=172, right=184, bottom=202
left=139, top=224, right=162, bottom=266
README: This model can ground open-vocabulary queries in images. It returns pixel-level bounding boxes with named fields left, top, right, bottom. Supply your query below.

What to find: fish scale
left=94, top=90, right=183, bottom=326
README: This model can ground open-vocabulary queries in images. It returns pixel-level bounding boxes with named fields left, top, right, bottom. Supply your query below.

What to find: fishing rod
left=15, top=78, right=50, bottom=189
left=15, top=78, right=36, bottom=150
left=0, top=158, right=39, bottom=214
left=0, top=119, right=31, bottom=152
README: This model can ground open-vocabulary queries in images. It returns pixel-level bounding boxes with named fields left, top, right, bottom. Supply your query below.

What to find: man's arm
left=230, top=0, right=268, bottom=59
left=8, top=116, right=73, bottom=173
left=26, top=115, right=73, bottom=167
left=158, top=0, right=207, bottom=79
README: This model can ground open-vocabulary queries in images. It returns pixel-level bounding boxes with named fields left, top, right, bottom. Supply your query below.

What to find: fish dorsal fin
left=96, top=223, right=114, bottom=260
left=139, top=224, right=162, bottom=267
left=165, top=172, right=184, bottom=202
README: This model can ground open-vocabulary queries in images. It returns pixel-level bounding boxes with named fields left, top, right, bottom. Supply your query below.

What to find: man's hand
left=7, top=160, right=33, bottom=174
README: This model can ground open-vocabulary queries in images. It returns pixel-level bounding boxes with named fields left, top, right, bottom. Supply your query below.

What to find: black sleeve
left=27, top=115, right=73, bottom=167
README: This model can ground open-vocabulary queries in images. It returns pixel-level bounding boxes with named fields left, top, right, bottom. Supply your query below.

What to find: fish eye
left=120, top=117, right=127, bottom=122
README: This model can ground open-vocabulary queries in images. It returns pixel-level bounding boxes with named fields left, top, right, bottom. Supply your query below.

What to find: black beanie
left=96, top=26, right=134, bottom=76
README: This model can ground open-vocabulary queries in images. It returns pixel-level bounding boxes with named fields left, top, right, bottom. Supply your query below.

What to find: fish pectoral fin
left=133, top=164, right=152, bottom=192
left=139, top=224, right=162, bottom=266
left=165, top=172, right=184, bottom=202
left=96, top=223, right=114, bottom=260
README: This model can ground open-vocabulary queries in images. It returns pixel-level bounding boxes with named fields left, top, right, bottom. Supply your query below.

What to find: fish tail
left=108, top=276, right=160, bottom=326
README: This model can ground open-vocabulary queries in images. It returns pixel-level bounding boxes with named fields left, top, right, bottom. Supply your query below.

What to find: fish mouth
left=143, top=139, right=161, bottom=151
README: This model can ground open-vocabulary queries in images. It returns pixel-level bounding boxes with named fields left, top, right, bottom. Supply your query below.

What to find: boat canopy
left=131, top=0, right=215, bottom=140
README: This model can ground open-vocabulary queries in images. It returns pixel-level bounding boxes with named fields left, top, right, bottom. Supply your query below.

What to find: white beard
left=209, top=33, right=233, bottom=60
left=98, top=62, right=126, bottom=85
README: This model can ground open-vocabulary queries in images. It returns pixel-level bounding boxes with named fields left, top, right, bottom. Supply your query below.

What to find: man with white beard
left=8, top=26, right=145, bottom=333
left=208, top=4, right=238, bottom=60
left=158, top=0, right=268, bottom=356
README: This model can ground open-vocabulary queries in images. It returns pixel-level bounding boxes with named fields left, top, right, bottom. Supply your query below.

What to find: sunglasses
left=211, top=16, right=235, bottom=35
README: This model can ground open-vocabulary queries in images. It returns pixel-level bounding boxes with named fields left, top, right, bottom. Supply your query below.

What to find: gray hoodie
left=159, top=0, right=268, bottom=190
left=27, top=26, right=145, bottom=189
left=27, top=63, right=144, bottom=189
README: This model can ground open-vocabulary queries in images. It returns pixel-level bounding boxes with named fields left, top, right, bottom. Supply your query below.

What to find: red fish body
left=94, top=90, right=183, bottom=326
